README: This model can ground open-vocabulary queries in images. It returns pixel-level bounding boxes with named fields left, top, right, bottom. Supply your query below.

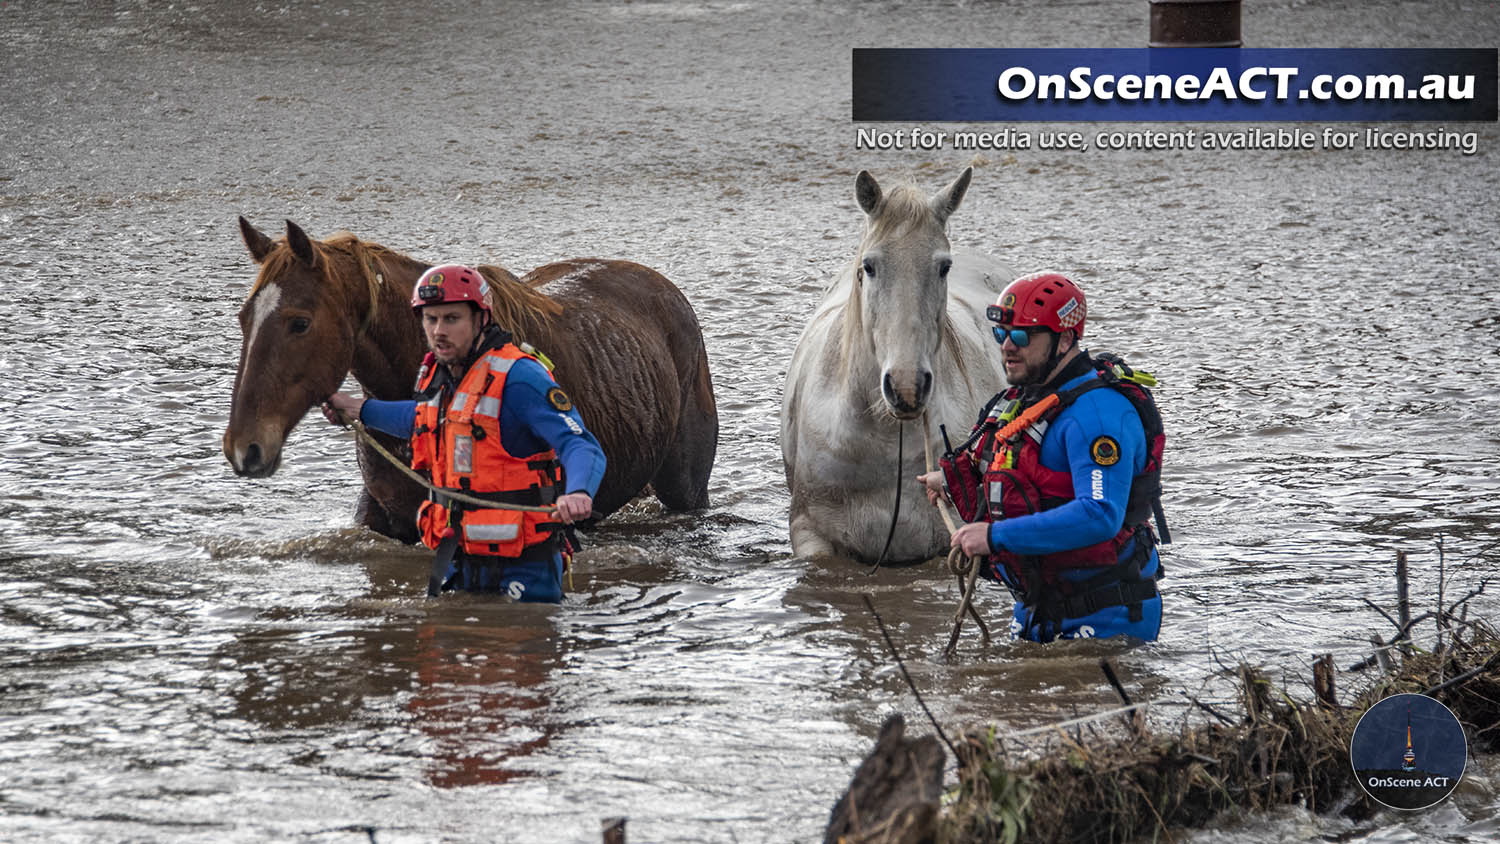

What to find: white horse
left=781, top=167, right=1015, bottom=563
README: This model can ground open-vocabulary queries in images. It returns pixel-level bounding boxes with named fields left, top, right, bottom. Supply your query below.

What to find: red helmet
left=986, top=272, right=1086, bottom=338
left=411, top=264, right=491, bottom=314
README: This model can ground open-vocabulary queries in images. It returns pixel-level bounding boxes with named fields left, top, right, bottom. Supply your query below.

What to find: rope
left=863, top=594, right=961, bottom=760
left=1008, top=702, right=1150, bottom=739
left=866, top=419, right=905, bottom=574
left=335, top=416, right=556, bottom=514
left=923, top=413, right=992, bottom=657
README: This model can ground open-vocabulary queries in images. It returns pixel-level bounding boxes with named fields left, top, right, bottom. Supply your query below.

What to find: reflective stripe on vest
left=465, top=522, right=520, bottom=542
left=450, top=356, right=516, bottom=418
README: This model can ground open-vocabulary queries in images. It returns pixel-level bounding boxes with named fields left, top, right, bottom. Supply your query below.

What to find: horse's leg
left=354, top=438, right=423, bottom=544
left=650, top=343, right=718, bottom=511
left=354, top=486, right=396, bottom=537
left=789, top=506, right=837, bottom=559
left=354, top=484, right=420, bottom=544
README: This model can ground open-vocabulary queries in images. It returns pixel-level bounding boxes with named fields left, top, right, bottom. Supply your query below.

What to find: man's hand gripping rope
left=921, top=414, right=991, bottom=659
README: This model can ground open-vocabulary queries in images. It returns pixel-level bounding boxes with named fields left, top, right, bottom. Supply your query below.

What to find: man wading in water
left=918, top=272, right=1168, bottom=642
left=325, top=264, right=605, bottom=602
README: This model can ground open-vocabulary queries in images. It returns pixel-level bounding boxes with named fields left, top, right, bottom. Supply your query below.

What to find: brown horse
left=223, top=218, right=718, bottom=543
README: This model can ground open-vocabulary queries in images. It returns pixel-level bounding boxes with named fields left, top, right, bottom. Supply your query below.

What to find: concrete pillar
left=1149, top=0, right=1242, bottom=47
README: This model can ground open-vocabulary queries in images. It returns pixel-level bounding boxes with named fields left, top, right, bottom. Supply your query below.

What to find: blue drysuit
left=983, top=365, right=1163, bottom=643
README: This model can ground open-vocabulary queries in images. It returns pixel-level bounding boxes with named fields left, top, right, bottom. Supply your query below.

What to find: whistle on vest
left=988, top=442, right=1018, bottom=472
left=518, top=341, right=556, bottom=372
left=997, top=393, right=1060, bottom=443
left=1095, top=353, right=1158, bottom=388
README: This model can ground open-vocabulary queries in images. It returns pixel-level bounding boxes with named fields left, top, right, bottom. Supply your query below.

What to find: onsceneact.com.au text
left=996, top=66, right=1478, bottom=102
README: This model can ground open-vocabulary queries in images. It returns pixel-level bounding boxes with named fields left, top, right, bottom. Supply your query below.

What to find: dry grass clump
left=938, top=622, right=1500, bottom=844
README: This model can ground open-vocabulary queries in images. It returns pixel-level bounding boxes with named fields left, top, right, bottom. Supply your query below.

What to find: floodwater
left=2, top=1, right=1498, bottom=841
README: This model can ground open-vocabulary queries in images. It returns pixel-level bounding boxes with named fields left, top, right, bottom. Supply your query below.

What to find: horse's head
left=852, top=167, right=971, bottom=420
left=223, top=218, right=364, bottom=477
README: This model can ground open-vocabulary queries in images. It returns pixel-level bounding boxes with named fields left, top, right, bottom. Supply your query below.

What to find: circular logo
left=1090, top=436, right=1120, bottom=466
left=546, top=387, right=574, bottom=412
left=1001, top=292, right=1016, bottom=307
left=1350, top=693, right=1465, bottom=810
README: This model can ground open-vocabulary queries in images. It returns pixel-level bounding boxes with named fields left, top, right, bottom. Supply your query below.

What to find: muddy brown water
left=2, top=1, right=1498, bottom=841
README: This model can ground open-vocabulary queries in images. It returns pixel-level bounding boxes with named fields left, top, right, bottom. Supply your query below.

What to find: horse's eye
left=938, top=260, right=952, bottom=278
left=862, top=259, right=876, bottom=278
left=290, top=317, right=310, bottom=335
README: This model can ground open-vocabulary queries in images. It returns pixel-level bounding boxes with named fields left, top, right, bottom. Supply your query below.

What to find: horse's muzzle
left=228, top=441, right=282, bottom=478
left=882, top=370, right=933, bottom=419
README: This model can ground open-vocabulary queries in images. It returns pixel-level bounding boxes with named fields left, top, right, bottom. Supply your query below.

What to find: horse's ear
left=855, top=170, right=883, bottom=216
left=930, top=166, right=972, bottom=225
left=239, top=216, right=276, bottom=264
left=285, top=220, right=318, bottom=269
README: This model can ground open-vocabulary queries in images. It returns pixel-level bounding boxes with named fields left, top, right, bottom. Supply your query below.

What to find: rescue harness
left=940, top=352, right=1169, bottom=635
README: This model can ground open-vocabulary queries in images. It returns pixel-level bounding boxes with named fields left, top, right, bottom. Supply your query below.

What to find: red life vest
left=972, top=359, right=1166, bottom=596
left=410, top=343, right=564, bottom=557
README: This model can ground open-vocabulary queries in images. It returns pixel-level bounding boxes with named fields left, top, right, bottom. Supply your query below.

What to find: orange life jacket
left=410, top=343, right=564, bottom=557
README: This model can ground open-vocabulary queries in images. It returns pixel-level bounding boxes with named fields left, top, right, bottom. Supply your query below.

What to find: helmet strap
left=1040, top=330, right=1078, bottom=383
left=1042, top=331, right=1063, bottom=374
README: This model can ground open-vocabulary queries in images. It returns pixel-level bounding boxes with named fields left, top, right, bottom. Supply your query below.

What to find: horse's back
left=520, top=259, right=718, bottom=515
left=950, top=248, right=1015, bottom=305
left=522, top=258, right=685, bottom=307
left=522, top=258, right=707, bottom=402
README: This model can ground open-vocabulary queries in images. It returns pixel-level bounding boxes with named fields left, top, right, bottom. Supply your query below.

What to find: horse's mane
left=247, top=233, right=561, bottom=336
left=474, top=265, right=562, bottom=336
left=246, top=233, right=410, bottom=305
left=859, top=184, right=935, bottom=250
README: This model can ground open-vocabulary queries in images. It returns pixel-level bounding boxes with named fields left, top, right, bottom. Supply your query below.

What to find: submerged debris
left=833, top=550, right=1499, bottom=844
left=938, top=622, right=1499, bottom=843
left=940, top=542, right=1500, bottom=844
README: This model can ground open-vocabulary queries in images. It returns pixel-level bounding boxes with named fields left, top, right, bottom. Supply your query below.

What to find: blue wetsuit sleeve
left=988, top=393, right=1144, bottom=555
left=358, top=398, right=417, bottom=439
left=498, top=360, right=607, bottom=497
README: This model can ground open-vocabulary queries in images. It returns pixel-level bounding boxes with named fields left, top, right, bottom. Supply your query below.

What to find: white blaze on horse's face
left=227, top=282, right=290, bottom=475
left=244, top=283, right=282, bottom=362
left=854, top=168, right=971, bottom=420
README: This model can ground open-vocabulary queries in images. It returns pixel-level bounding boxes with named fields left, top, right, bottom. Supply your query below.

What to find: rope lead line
left=338, top=418, right=556, bottom=514
left=867, top=419, right=906, bottom=575
left=923, top=413, right=992, bottom=656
